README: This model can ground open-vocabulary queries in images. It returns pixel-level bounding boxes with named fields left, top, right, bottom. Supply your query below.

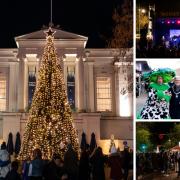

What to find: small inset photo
left=136, top=122, right=180, bottom=179
left=136, top=0, right=180, bottom=58
left=136, top=60, right=180, bottom=119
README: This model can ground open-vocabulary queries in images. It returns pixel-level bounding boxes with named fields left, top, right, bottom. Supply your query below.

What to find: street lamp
left=138, top=8, right=146, bottom=36
left=141, top=144, right=147, bottom=152
left=141, top=9, right=146, bottom=14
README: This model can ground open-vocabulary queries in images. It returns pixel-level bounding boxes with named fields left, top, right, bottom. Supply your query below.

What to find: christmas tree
left=18, top=27, right=79, bottom=160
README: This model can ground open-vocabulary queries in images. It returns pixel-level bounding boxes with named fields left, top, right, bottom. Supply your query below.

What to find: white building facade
left=0, top=28, right=133, bottom=154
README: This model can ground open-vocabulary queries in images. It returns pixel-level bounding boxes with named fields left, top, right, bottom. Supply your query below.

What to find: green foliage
left=170, top=124, right=180, bottom=147
left=163, top=140, right=172, bottom=150
left=108, top=0, right=133, bottom=48
left=136, top=128, right=152, bottom=152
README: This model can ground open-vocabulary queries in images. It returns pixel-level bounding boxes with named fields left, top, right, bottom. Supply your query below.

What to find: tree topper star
left=44, top=27, right=56, bottom=36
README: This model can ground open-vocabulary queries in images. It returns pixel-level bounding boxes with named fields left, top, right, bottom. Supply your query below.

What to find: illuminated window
left=67, top=66, right=75, bottom=109
left=0, top=78, right=6, bottom=111
left=28, top=66, right=36, bottom=106
left=96, top=77, right=112, bottom=112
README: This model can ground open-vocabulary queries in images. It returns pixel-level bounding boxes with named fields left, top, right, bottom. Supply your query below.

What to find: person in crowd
left=136, top=83, right=140, bottom=97
left=90, top=147, right=106, bottom=180
left=79, top=147, right=90, bottom=180
left=43, top=153, right=67, bottom=180
left=174, top=152, right=179, bottom=173
left=138, top=68, right=175, bottom=119
left=0, top=142, right=11, bottom=180
left=28, top=148, right=44, bottom=180
left=169, top=76, right=180, bottom=119
left=5, top=161, right=21, bottom=180
left=64, top=144, right=78, bottom=180
left=108, top=146, right=123, bottom=180
left=163, top=152, right=169, bottom=176
left=177, top=152, right=180, bottom=177
left=122, top=147, right=130, bottom=180
left=22, top=157, right=31, bottom=180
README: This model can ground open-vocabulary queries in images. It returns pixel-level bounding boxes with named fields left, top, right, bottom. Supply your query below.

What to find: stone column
left=75, top=58, right=80, bottom=110
left=116, top=62, right=132, bottom=117
left=84, top=62, right=88, bottom=112
left=128, top=64, right=133, bottom=117
left=24, top=58, right=28, bottom=110
left=17, top=57, right=25, bottom=112
left=75, top=57, right=84, bottom=111
left=114, top=65, right=120, bottom=116
left=78, top=57, right=84, bottom=111
left=63, top=58, right=67, bottom=92
left=88, top=62, right=94, bottom=112
left=9, top=63, right=18, bottom=112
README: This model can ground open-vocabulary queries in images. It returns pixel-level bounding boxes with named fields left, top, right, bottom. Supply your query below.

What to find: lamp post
left=138, top=8, right=146, bottom=37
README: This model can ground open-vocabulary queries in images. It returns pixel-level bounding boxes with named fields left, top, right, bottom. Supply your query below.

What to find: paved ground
left=137, top=171, right=180, bottom=180
left=105, top=168, right=133, bottom=180
left=136, top=93, right=147, bottom=116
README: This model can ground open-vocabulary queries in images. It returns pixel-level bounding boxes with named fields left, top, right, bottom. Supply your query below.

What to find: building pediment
left=15, top=28, right=88, bottom=40
left=15, top=28, right=88, bottom=49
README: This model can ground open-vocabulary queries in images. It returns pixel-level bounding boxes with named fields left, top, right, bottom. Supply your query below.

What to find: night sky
left=137, top=0, right=180, bottom=11
left=0, top=0, right=122, bottom=48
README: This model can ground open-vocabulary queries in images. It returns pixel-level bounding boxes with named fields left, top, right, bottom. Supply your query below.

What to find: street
left=138, top=171, right=180, bottom=180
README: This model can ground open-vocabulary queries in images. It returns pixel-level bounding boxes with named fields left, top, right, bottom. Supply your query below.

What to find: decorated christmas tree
left=18, top=27, right=79, bottom=160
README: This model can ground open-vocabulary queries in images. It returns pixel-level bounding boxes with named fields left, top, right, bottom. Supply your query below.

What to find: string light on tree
left=18, top=27, right=79, bottom=160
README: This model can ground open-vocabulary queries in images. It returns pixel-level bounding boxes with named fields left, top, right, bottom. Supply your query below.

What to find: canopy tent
left=170, top=145, right=180, bottom=152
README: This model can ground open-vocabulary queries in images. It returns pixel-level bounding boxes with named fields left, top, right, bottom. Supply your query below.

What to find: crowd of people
left=136, top=45, right=180, bottom=58
left=0, top=142, right=133, bottom=180
left=137, top=151, right=180, bottom=179
left=137, top=68, right=180, bottom=119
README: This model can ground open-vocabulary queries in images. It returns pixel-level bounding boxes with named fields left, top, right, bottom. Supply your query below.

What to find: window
left=0, top=78, right=6, bottom=111
left=96, top=77, right=112, bottom=112
left=28, top=66, right=36, bottom=106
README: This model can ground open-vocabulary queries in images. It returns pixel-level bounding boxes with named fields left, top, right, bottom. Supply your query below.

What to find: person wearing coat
left=108, top=146, right=123, bottom=180
left=78, top=148, right=90, bottom=180
left=169, top=76, right=180, bottom=119
left=0, top=142, right=11, bottom=180
left=43, top=153, right=67, bottom=180
left=64, top=144, right=79, bottom=180
left=90, top=147, right=106, bottom=180
left=28, top=149, right=44, bottom=180
left=5, top=161, right=21, bottom=180
left=122, top=147, right=130, bottom=180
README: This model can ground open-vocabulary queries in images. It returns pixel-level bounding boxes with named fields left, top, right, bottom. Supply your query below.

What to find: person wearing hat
left=169, top=76, right=180, bottom=119
left=138, top=68, right=175, bottom=119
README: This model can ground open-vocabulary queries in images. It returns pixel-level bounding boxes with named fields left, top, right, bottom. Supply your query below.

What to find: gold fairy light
left=18, top=27, right=79, bottom=160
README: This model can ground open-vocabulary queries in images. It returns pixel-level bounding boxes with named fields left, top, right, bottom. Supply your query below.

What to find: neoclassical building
left=0, top=28, right=133, bottom=154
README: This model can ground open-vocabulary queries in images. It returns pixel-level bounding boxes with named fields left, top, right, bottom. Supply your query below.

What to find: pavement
left=136, top=93, right=147, bottom=116
left=105, top=167, right=133, bottom=180
left=137, top=171, right=180, bottom=180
